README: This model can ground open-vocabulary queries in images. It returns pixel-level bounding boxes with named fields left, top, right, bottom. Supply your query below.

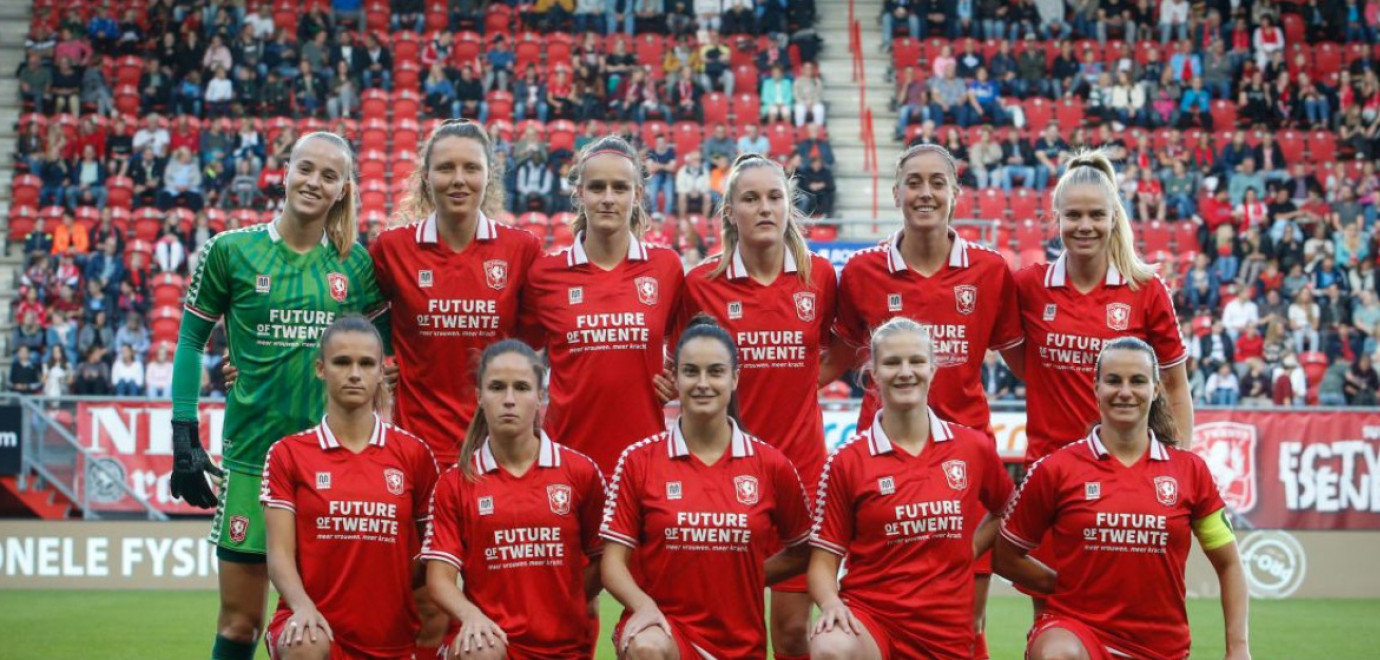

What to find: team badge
left=484, top=259, right=508, bottom=290
left=1154, top=476, right=1179, bottom=507
left=635, top=276, right=659, bottom=306
left=666, top=481, right=683, bottom=500
left=228, top=515, right=249, bottom=544
left=878, top=476, right=896, bottom=495
left=255, top=275, right=271, bottom=294
left=954, top=285, right=977, bottom=315
left=734, top=475, right=760, bottom=506
left=568, top=286, right=584, bottom=305
left=384, top=468, right=405, bottom=496
left=1084, top=482, right=1102, bottom=500
left=1190, top=421, right=1259, bottom=513
left=794, top=292, right=817, bottom=322
left=728, top=301, right=743, bottom=320
left=1106, top=303, right=1131, bottom=331
left=478, top=496, right=494, bottom=516
left=547, top=484, right=573, bottom=515
left=1043, top=303, right=1057, bottom=321
left=315, top=472, right=331, bottom=490
left=887, top=293, right=903, bottom=312
left=418, top=270, right=433, bottom=288
left=942, top=460, right=969, bottom=490
left=328, top=273, right=349, bottom=303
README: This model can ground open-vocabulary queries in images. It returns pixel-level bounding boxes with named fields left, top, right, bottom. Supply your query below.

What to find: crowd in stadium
left=6, top=0, right=1380, bottom=409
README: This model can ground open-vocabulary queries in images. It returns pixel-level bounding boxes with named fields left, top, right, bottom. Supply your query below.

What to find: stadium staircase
left=817, top=0, right=897, bottom=238
left=0, top=3, right=28, bottom=349
left=0, top=475, right=72, bottom=519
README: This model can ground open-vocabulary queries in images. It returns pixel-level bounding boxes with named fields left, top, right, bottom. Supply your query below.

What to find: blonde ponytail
left=1051, top=149, right=1156, bottom=289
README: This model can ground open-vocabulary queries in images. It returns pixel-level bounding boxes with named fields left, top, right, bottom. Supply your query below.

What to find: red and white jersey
left=518, top=233, right=684, bottom=474
left=835, top=231, right=1023, bottom=434
left=370, top=213, right=542, bottom=467
left=1014, top=255, right=1187, bottom=463
left=1000, top=428, right=1224, bottom=659
left=260, top=415, right=440, bottom=659
left=420, top=433, right=605, bottom=659
left=600, top=419, right=813, bottom=659
left=811, top=409, right=1012, bottom=658
left=676, top=248, right=837, bottom=489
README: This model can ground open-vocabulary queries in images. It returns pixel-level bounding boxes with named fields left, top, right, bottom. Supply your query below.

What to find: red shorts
left=1026, top=615, right=1115, bottom=660
left=611, top=617, right=701, bottom=659
left=266, top=609, right=409, bottom=660
left=773, top=572, right=809, bottom=593
left=848, top=601, right=973, bottom=660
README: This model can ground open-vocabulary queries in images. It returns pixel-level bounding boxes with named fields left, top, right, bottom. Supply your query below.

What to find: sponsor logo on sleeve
left=887, top=293, right=903, bottom=312
left=328, top=273, right=349, bottom=303
left=547, top=484, right=572, bottom=516
left=954, top=285, right=977, bottom=315
left=734, top=475, right=759, bottom=505
left=666, top=481, right=683, bottom=500
left=384, top=468, right=405, bottom=496
left=1043, top=303, right=1057, bottom=321
left=568, top=287, right=584, bottom=305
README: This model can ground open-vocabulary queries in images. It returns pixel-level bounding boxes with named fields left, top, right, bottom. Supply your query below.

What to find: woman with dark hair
left=601, top=317, right=813, bottom=659
left=518, top=136, right=685, bottom=475
left=262, top=316, right=439, bottom=660
left=423, top=339, right=606, bottom=659
left=995, top=337, right=1249, bottom=660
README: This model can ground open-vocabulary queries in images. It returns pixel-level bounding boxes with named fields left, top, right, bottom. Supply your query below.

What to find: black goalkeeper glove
left=169, top=419, right=223, bottom=509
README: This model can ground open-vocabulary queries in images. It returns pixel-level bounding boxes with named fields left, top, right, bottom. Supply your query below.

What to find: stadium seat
left=514, top=32, right=542, bottom=72
left=1009, top=188, right=1040, bottom=222
left=1015, top=218, right=1044, bottom=251
left=11, top=175, right=39, bottom=207
left=1281, top=13, right=1305, bottom=44
left=152, top=274, right=185, bottom=307
left=361, top=180, right=389, bottom=211
left=393, top=31, right=421, bottom=63
left=394, top=118, right=421, bottom=154
left=361, top=90, right=389, bottom=120
left=733, top=64, right=758, bottom=97
left=204, top=209, right=227, bottom=232
left=548, top=120, right=577, bottom=153
left=551, top=223, right=575, bottom=249
left=1315, top=42, right=1342, bottom=81
left=546, top=33, right=574, bottom=68
left=392, top=89, right=422, bottom=121
left=74, top=206, right=98, bottom=231
left=892, top=37, right=920, bottom=70
left=809, top=224, right=838, bottom=241
left=1308, top=131, right=1336, bottom=163
left=730, top=93, right=760, bottom=124
left=635, top=34, right=664, bottom=70
left=361, top=118, right=389, bottom=152
left=953, top=189, right=976, bottom=219
left=273, top=0, right=298, bottom=34
left=1055, top=98, right=1084, bottom=131
left=133, top=209, right=162, bottom=242
left=702, top=92, right=729, bottom=126
left=363, top=0, right=389, bottom=31
left=8, top=205, right=36, bottom=243
left=453, top=32, right=483, bottom=66
left=977, top=189, right=1006, bottom=221
left=483, top=3, right=513, bottom=33
left=1277, top=130, right=1304, bottom=164
left=1023, top=98, right=1053, bottom=130
left=1172, top=221, right=1199, bottom=252
left=360, top=150, right=388, bottom=180
left=1140, top=220, right=1172, bottom=254
left=550, top=212, right=576, bottom=231
left=424, top=0, right=448, bottom=31
left=671, top=122, right=702, bottom=156
left=1210, top=100, right=1237, bottom=130
left=114, top=85, right=139, bottom=115
left=391, top=149, right=416, bottom=182
left=487, top=91, right=515, bottom=122
left=394, top=60, right=422, bottom=92
left=765, top=123, right=795, bottom=158
left=150, top=306, right=183, bottom=345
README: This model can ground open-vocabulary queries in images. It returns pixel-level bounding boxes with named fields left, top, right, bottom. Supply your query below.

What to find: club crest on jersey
left=484, top=259, right=508, bottom=290
left=942, top=460, right=969, bottom=490
left=315, top=472, right=331, bottom=490
left=635, top=276, right=659, bottom=306
left=547, top=484, right=573, bottom=516
left=666, top=481, right=683, bottom=500
left=794, top=292, right=817, bottom=322
left=228, top=515, right=249, bottom=544
left=478, top=496, right=494, bottom=516
left=568, top=286, right=584, bottom=305
left=1084, top=482, right=1102, bottom=500
left=734, top=475, right=760, bottom=505
left=728, top=301, right=743, bottom=320
left=954, top=285, right=977, bottom=315
left=1043, top=303, right=1058, bottom=321
left=328, top=273, right=349, bottom=303
left=418, top=270, right=433, bottom=288
left=1106, top=302, right=1131, bottom=331
left=255, top=275, right=271, bottom=294
left=384, top=468, right=405, bottom=496
left=887, top=293, right=903, bottom=312
left=1155, top=476, right=1179, bottom=507
left=878, top=476, right=896, bottom=495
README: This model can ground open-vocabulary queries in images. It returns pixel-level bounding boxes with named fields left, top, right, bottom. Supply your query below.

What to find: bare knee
left=279, top=636, right=331, bottom=660
left=450, top=642, right=507, bottom=660
left=216, top=606, right=264, bottom=643
left=809, top=629, right=865, bottom=660
left=623, top=629, right=677, bottom=660
left=1029, top=629, right=1091, bottom=660
left=769, top=605, right=811, bottom=655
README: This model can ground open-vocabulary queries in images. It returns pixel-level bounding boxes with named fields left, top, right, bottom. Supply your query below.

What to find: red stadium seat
left=1023, top=98, right=1053, bottom=130
left=484, top=4, right=512, bottom=33
left=1015, top=218, right=1045, bottom=251
left=1009, top=188, right=1040, bottom=223
left=394, top=118, right=421, bottom=154
left=10, top=175, right=39, bottom=207
left=361, top=89, right=389, bottom=120
left=551, top=223, right=575, bottom=248
left=114, top=85, right=139, bottom=115
left=453, top=32, right=483, bottom=66
left=809, top=224, right=838, bottom=241
left=360, top=180, right=389, bottom=211
left=635, top=34, right=664, bottom=69
left=391, top=149, right=416, bottom=182
left=546, top=33, right=574, bottom=68
left=1308, top=130, right=1336, bottom=163
left=1210, top=100, right=1237, bottom=130
left=1172, top=220, right=1199, bottom=251
left=514, top=32, right=542, bottom=72
left=487, top=91, right=514, bottom=121
left=364, top=0, right=389, bottom=31
left=548, top=120, right=577, bottom=152
left=359, top=150, right=388, bottom=180
left=730, top=93, right=760, bottom=124
left=361, top=118, right=389, bottom=152
left=765, top=123, right=794, bottom=158
left=640, top=121, right=670, bottom=149
left=922, top=37, right=949, bottom=65
left=672, top=122, right=702, bottom=156
left=204, top=209, right=227, bottom=232
left=953, top=189, right=977, bottom=219
left=977, top=189, right=1006, bottom=221
left=132, top=210, right=162, bottom=242
left=892, top=37, right=920, bottom=70
left=152, top=274, right=185, bottom=308
left=1276, top=130, right=1304, bottom=164
left=424, top=0, right=448, bottom=31
left=8, top=205, right=36, bottom=243
left=106, top=176, right=134, bottom=209
left=1140, top=220, right=1172, bottom=254
left=392, top=89, right=422, bottom=120
left=1281, top=13, right=1305, bottom=44
left=702, top=92, right=729, bottom=125
left=150, top=307, right=183, bottom=344
left=394, top=60, right=422, bottom=92
left=733, top=65, right=758, bottom=97
left=1314, top=42, right=1342, bottom=80
left=393, top=31, right=421, bottom=63
left=1055, top=98, right=1084, bottom=131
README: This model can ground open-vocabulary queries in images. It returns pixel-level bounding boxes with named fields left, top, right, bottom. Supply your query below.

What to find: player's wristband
left=1192, top=508, right=1235, bottom=551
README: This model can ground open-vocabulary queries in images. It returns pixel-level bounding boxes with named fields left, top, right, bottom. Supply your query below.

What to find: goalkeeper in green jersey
left=169, top=132, right=389, bottom=660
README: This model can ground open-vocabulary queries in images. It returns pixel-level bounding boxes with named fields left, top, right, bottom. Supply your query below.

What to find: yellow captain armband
left=1192, top=508, right=1236, bottom=551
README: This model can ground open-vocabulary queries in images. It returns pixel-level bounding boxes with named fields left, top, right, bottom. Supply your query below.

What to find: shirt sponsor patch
left=478, top=496, right=495, bottom=516
left=255, top=275, right=271, bottom=294
left=418, top=270, right=433, bottom=288
left=316, top=472, right=331, bottom=490
left=887, top=293, right=903, bottom=312
left=878, top=476, right=896, bottom=495
left=568, top=286, right=583, bottom=305
left=1085, top=481, right=1102, bottom=500
left=666, top=481, right=683, bottom=500
left=1043, top=303, right=1057, bottom=321
left=728, top=301, right=743, bottom=320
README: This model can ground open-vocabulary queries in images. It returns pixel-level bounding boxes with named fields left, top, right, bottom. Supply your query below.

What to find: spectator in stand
left=355, top=33, right=392, bottom=91
left=65, top=145, right=108, bottom=212
left=966, top=67, right=1006, bottom=126
left=1200, top=319, right=1236, bottom=373
left=51, top=213, right=90, bottom=259
left=114, top=312, right=151, bottom=363
left=9, top=345, right=41, bottom=395
left=1135, top=166, right=1165, bottom=221
left=454, top=64, right=487, bottom=122
left=134, top=115, right=170, bottom=159
left=23, top=217, right=53, bottom=259
left=894, top=67, right=931, bottom=140
left=1345, top=354, right=1380, bottom=405
left=516, top=151, right=554, bottom=214
left=704, top=124, right=738, bottom=163
left=1289, top=287, right=1323, bottom=353
left=799, top=155, right=836, bottom=216
left=390, top=0, right=425, bottom=32
left=737, top=123, right=770, bottom=155
left=85, top=236, right=126, bottom=298
left=646, top=135, right=677, bottom=216
left=514, top=64, right=548, bottom=122
left=929, top=62, right=970, bottom=127
left=670, top=65, right=703, bottom=122
left=159, top=148, right=204, bottom=211
left=11, top=311, right=46, bottom=357
left=422, top=63, right=457, bottom=119
left=111, top=344, right=145, bottom=397
left=484, top=34, right=515, bottom=92
left=969, top=126, right=1003, bottom=189
left=761, top=65, right=793, bottom=124
left=676, top=150, right=711, bottom=216
left=931, top=43, right=956, bottom=79
left=72, top=346, right=113, bottom=396
left=145, top=343, right=174, bottom=399
left=795, top=123, right=834, bottom=168
left=1205, top=361, right=1241, bottom=405
left=1222, top=285, right=1260, bottom=339
left=998, top=129, right=1039, bottom=192
left=18, top=51, right=52, bottom=115
left=46, top=309, right=78, bottom=363
left=41, top=344, right=72, bottom=398
left=1185, top=252, right=1221, bottom=313
left=129, top=146, right=164, bottom=208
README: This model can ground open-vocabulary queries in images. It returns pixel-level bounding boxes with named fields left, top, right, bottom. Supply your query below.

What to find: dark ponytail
left=674, top=314, right=743, bottom=427
left=1095, top=336, right=1177, bottom=446
left=457, top=339, right=547, bottom=481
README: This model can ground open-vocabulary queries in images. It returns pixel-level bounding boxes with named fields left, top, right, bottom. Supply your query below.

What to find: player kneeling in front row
left=995, top=337, right=1250, bottom=660
left=422, top=339, right=608, bottom=659
left=601, top=316, right=815, bottom=659
left=261, top=316, right=440, bottom=660
left=809, top=318, right=1013, bottom=660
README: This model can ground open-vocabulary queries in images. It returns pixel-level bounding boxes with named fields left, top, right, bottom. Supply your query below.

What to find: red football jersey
left=835, top=231, right=1023, bottom=434
left=1014, top=255, right=1187, bottom=462
left=1000, top=428, right=1225, bottom=659
left=260, top=415, right=440, bottom=658
left=518, top=234, right=684, bottom=473
left=600, top=420, right=813, bottom=659
left=676, top=248, right=837, bottom=489
left=370, top=213, right=542, bottom=466
left=811, top=409, right=1013, bottom=659
left=420, top=433, right=605, bottom=659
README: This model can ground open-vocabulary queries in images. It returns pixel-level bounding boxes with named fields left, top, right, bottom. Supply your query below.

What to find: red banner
left=75, top=402, right=225, bottom=515
left=1192, top=410, right=1380, bottom=530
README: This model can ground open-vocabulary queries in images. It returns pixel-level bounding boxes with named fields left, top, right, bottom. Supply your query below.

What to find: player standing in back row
left=169, top=132, right=389, bottom=660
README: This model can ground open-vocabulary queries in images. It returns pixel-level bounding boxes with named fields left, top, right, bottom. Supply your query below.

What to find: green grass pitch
left=4, top=591, right=1376, bottom=658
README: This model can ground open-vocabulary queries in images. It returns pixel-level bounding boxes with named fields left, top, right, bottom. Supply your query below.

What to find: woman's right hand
left=811, top=599, right=864, bottom=637
left=456, top=608, right=507, bottom=654
left=283, top=605, right=334, bottom=646
left=619, top=605, right=671, bottom=653
left=221, top=352, right=237, bottom=389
